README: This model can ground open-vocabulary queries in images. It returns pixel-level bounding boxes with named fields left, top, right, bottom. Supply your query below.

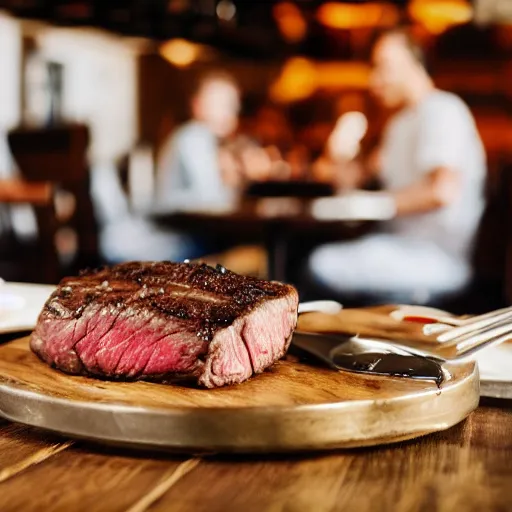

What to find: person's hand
left=327, top=112, right=368, bottom=161
left=312, top=157, right=335, bottom=184
left=239, top=146, right=274, bottom=181
left=219, top=148, right=243, bottom=188
left=333, top=159, right=366, bottom=191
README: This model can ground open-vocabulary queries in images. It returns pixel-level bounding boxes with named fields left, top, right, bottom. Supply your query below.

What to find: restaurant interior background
left=1, top=0, right=512, bottom=312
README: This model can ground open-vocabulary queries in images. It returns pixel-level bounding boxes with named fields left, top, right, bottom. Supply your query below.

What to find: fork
left=391, top=304, right=512, bottom=339
left=433, top=306, right=512, bottom=343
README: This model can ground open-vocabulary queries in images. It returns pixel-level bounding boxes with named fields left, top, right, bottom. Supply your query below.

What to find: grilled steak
left=31, top=261, right=299, bottom=388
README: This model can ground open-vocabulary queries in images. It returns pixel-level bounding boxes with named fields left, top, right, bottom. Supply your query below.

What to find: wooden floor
left=0, top=400, right=510, bottom=511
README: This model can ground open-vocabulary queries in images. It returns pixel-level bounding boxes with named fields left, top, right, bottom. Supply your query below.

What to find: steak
left=31, top=261, right=299, bottom=388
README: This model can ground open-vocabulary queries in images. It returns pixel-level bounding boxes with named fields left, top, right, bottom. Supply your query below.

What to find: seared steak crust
left=31, top=262, right=299, bottom=388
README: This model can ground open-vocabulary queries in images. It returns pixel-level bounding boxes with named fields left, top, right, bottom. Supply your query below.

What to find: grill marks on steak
left=31, top=262, right=299, bottom=387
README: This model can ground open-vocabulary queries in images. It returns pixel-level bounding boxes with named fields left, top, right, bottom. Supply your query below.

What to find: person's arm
left=218, top=146, right=244, bottom=188
left=313, top=99, right=474, bottom=221
left=392, top=166, right=461, bottom=216
left=390, top=97, right=472, bottom=216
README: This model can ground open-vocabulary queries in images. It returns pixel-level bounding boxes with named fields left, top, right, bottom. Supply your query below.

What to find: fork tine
left=454, top=320, right=512, bottom=351
left=435, top=318, right=512, bottom=351
left=406, top=320, right=512, bottom=361
left=451, top=325, right=512, bottom=360
left=436, top=306, right=512, bottom=343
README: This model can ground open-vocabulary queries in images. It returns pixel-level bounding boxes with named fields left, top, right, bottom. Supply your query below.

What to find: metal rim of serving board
left=0, top=365, right=480, bottom=453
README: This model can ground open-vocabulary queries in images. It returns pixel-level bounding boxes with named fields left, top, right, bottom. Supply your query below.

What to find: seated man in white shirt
left=309, top=27, right=486, bottom=305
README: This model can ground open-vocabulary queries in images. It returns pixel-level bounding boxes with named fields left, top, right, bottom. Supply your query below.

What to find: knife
left=290, top=331, right=445, bottom=385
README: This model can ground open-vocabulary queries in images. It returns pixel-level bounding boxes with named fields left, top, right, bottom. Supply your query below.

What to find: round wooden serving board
left=0, top=337, right=479, bottom=453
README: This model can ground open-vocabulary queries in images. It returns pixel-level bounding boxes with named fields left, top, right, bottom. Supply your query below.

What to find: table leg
left=266, top=222, right=288, bottom=282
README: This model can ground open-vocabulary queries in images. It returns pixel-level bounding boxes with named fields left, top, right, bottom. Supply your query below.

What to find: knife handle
left=290, top=331, right=350, bottom=369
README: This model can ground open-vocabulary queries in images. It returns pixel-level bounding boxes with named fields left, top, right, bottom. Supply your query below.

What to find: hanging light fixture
left=273, top=2, right=308, bottom=43
left=159, top=38, right=202, bottom=68
left=408, top=0, right=473, bottom=34
left=270, top=58, right=371, bottom=103
left=316, top=2, right=399, bottom=30
left=216, top=0, right=236, bottom=22
left=270, top=57, right=318, bottom=102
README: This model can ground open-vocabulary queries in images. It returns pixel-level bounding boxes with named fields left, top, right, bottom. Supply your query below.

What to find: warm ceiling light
left=159, top=38, right=201, bottom=67
left=216, top=0, right=236, bottom=22
left=270, top=57, right=317, bottom=102
left=317, top=2, right=399, bottom=30
left=318, top=62, right=370, bottom=89
left=167, top=0, right=190, bottom=14
left=409, top=0, right=473, bottom=34
left=273, top=2, right=308, bottom=43
left=270, top=58, right=371, bottom=103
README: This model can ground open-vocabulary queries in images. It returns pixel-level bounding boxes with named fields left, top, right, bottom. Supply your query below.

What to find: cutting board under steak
left=0, top=337, right=478, bottom=452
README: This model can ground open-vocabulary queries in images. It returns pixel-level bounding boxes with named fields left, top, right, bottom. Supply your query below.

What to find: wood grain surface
left=0, top=421, right=72, bottom=483
left=0, top=337, right=452, bottom=407
left=149, top=404, right=512, bottom=512
left=0, top=337, right=479, bottom=451
left=0, top=443, right=188, bottom=512
left=0, top=403, right=510, bottom=511
left=0, top=318, right=508, bottom=509
left=297, top=306, right=439, bottom=343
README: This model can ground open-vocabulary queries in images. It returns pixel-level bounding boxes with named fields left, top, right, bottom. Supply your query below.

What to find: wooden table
left=0, top=400, right=510, bottom=511
left=151, top=199, right=372, bottom=282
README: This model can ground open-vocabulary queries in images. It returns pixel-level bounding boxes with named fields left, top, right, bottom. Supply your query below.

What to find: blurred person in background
left=97, top=70, right=272, bottom=265
left=156, top=71, right=241, bottom=207
left=309, top=27, right=486, bottom=305
left=93, top=73, right=240, bottom=265
left=156, top=71, right=276, bottom=204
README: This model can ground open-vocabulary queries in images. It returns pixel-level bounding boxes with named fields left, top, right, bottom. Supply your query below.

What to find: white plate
left=476, top=345, right=512, bottom=399
left=0, top=282, right=55, bottom=334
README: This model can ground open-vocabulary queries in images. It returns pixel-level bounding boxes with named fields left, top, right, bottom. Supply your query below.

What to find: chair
left=7, top=124, right=100, bottom=283
left=0, top=179, right=58, bottom=283
left=501, top=165, right=512, bottom=305
left=435, top=166, right=511, bottom=315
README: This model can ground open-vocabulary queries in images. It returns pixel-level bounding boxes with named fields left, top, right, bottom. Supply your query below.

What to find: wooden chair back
left=0, top=180, right=58, bottom=284
left=7, top=124, right=99, bottom=282
left=469, top=162, right=512, bottom=308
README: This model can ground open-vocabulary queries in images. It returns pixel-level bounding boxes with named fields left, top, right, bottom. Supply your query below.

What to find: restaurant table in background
left=150, top=197, right=375, bottom=283
left=0, top=398, right=510, bottom=511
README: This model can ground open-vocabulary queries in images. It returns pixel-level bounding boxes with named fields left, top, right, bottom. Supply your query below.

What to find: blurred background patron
left=310, top=28, right=486, bottom=304
left=156, top=71, right=240, bottom=208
